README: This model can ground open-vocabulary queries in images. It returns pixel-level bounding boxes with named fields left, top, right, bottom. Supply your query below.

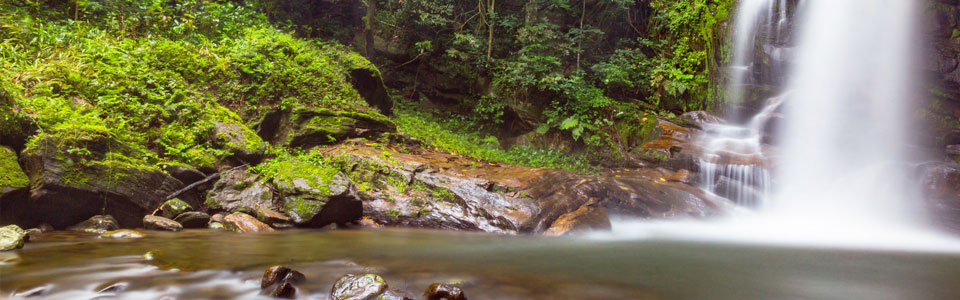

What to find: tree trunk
left=486, top=0, right=495, bottom=61
left=365, top=0, right=377, bottom=59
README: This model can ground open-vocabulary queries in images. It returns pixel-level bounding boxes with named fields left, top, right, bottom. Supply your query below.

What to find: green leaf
left=560, top=116, right=578, bottom=130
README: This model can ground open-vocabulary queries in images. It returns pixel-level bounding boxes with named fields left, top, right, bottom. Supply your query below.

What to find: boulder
left=424, top=283, right=467, bottom=300
left=173, top=211, right=211, bottom=228
left=99, top=229, right=145, bottom=239
left=205, top=168, right=277, bottom=214
left=331, top=274, right=387, bottom=300
left=379, top=289, right=416, bottom=300
left=254, top=108, right=395, bottom=149
left=544, top=199, right=611, bottom=236
left=67, top=215, right=119, bottom=234
left=160, top=198, right=192, bottom=219
left=261, top=265, right=305, bottom=299
left=266, top=157, right=362, bottom=227
left=18, top=127, right=186, bottom=228
left=0, top=224, right=27, bottom=251
left=143, top=215, right=183, bottom=232
left=223, top=212, right=274, bottom=233
left=681, top=111, right=725, bottom=127
left=0, top=146, right=28, bottom=195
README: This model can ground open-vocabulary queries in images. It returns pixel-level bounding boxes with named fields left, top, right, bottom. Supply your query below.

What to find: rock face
left=331, top=274, right=387, bottom=300
left=917, top=161, right=960, bottom=233
left=544, top=199, right=611, bottom=236
left=0, top=224, right=27, bottom=251
left=223, top=212, right=274, bottom=233
left=254, top=108, right=396, bottom=149
left=205, top=168, right=277, bottom=214
left=143, top=215, right=183, bottom=232
left=17, top=127, right=186, bottom=228
left=173, top=211, right=211, bottom=228
left=0, top=146, right=28, bottom=195
left=67, top=215, right=119, bottom=233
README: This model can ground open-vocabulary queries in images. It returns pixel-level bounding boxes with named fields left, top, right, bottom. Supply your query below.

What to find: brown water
left=2, top=229, right=960, bottom=299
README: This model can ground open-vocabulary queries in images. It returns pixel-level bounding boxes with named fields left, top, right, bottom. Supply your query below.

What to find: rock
left=96, top=282, right=129, bottom=294
left=143, top=215, right=183, bottom=232
left=17, top=127, right=187, bottom=228
left=99, top=229, right=145, bottom=239
left=204, top=168, right=277, bottom=215
left=261, top=265, right=305, bottom=299
left=917, top=162, right=960, bottom=233
left=261, top=265, right=305, bottom=288
left=0, top=224, right=27, bottom=251
left=223, top=212, right=274, bottom=233
left=25, top=228, right=42, bottom=237
left=331, top=274, right=388, bottom=300
left=173, top=211, right=211, bottom=228
left=256, top=207, right=291, bottom=225
left=681, top=111, right=724, bottom=127
left=266, top=157, right=362, bottom=227
left=349, top=68, right=394, bottom=115
left=254, top=108, right=396, bottom=148
left=67, top=215, right=119, bottom=234
left=212, top=119, right=265, bottom=164
left=211, top=213, right=225, bottom=223
left=544, top=200, right=611, bottom=236
left=665, top=169, right=694, bottom=183
left=36, top=223, right=53, bottom=232
left=947, top=144, right=960, bottom=157
left=379, top=289, right=416, bottom=300
left=0, top=145, right=28, bottom=195
left=160, top=198, right=192, bottom=219
left=424, top=283, right=466, bottom=300
left=208, top=222, right=225, bottom=230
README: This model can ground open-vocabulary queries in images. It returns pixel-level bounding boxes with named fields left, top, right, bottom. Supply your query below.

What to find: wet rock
left=917, top=161, right=960, bottom=232
left=424, top=283, right=466, bottom=300
left=211, top=213, right=225, bottom=223
left=379, top=289, right=416, bottom=300
left=0, top=224, right=27, bottom=251
left=18, top=127, right=187, bottom=228
left=99, top=229, right=145, bottom=239
left=261, top=265, right=305, bottom=299
left=665, top=169, right=694, bottom=183
left=0, top=252, right=21, bottom=264
left=208, top=222, right=225, bottom=230
left=681, top=111, right=724, bottom=127
left=947, top=144, right=960, bottom=157
left=160, top=198, right=192, bottom=219
left=223, top=212, right=274, bottom=233
left=204, top=168, right=277, bottom=214
left=36, top=223, right=53, bottom=232
left=143, top=215, right=183, bottom=232
left=173, top=211, right=211, bottom=228
left=256, top=207, right=292, bottom=225
left=67, top=215, right=119, bottom=234
left=544, top=200, right=611, bottom=236
left=331, top=273, right=387, bottom=300
left=25, top=228, right=42, bottom=237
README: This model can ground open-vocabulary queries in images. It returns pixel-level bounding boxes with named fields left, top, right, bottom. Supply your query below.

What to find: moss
left=285, top=196, right=325, bottom=221
left=0, top=146, right=28, bottom=190
left=207, top=105, right=265, bottom=154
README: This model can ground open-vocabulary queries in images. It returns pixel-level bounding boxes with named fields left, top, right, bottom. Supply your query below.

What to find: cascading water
left=605, top=0, right=960, bottom=250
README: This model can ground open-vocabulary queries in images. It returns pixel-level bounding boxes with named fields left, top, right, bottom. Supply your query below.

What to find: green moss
left=285, top=196, right=325, bottom=221
left=384, top=209, right=401, bottom=219
left=0, top=146, right=28, bottom=190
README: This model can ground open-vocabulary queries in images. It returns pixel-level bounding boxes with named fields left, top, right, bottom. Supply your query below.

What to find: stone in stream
left=0, top=224, right=28, bottom=251
left=173, top=211, right=211, bottom=228
left=204, top=168, right=277, bottom=215
left=36, top=223, right=54, bottom=233
left=99, top=229, right=145, bottom=239
left=331, top=274, right=387, bottom=300
left=260, top=265, right=306, bottom=299
left=424, top=283, right=467, bottom=300
left=223, top=212, right=274, bottom=233
left=208, top=222, right=226, bottom=230
left=143, top=215, right=183, bottom=232
left=379, top=289, right=416, bottom=300
left=160, top=198, right=192, bottom=219
left=210, top=213, right=225, bottom=223
left=67, top=215, right=118, bottom=234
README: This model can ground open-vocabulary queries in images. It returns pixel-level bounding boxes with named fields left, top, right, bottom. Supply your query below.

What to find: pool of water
left=3, top=228, right=960, bottom=299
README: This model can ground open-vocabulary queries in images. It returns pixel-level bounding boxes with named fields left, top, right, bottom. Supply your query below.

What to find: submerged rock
left=67, top=215, right=119, bottom=234
left=223, top=212, right=274, bottom=233
left=0, top=224, right=27, bottom=251
left=99, top=229, right=145, bottom=239
left=160, top=198, right=192, bottom=219
left=424, top=283, right=467, bottom=300
left=143, top=215, right=183, bottom=232
left=173, top=211, right=211, bottom=228
left=331, top=273, right=387, bottom=300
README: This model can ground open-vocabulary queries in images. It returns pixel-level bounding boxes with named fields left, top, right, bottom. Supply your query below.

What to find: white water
left=607, top=0, right=960, bottom=251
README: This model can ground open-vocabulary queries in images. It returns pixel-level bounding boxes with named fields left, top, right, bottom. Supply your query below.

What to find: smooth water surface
left=3, top=229, right=960, bottom=300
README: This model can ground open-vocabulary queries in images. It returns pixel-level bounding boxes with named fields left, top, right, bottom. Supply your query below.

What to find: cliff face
left=925, top=0, right=960, bottom=149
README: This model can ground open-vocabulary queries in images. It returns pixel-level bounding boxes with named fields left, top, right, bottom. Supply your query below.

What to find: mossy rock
left=205, top=168, right=277, bottom=214
left=0, top=225, right=27, bottom=251
left=264, top=157, right=362, bottom=227
left=160, top=198, right=193, bottom=219
left=0, top=146, right=28, bottom=194
left=254, top=108, right=396, bottom=149
left=208, top=105, right=266, bottom=164
left=17, top=126, right=186, bottom=228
